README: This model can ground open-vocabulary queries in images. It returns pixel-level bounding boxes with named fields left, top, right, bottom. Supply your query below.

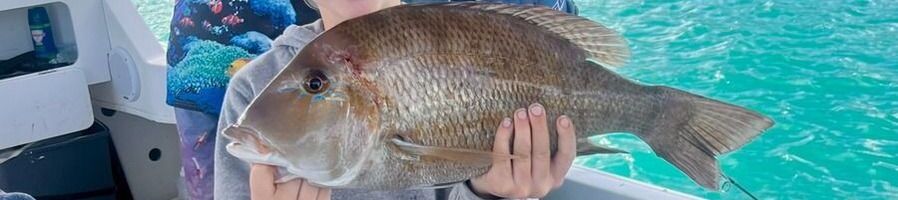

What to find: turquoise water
left=133, top=0, right=173, bottom=42
left=574, top=1, right=898, bottom=199
left=133, top=0, right=898, bottom=199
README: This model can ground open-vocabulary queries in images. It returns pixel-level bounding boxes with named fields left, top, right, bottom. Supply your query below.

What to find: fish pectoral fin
left=577, top=139, right=628, bottom=156
left=391, top=138, right=519, bottom=166
left=409, top=181, right=465, bottom=190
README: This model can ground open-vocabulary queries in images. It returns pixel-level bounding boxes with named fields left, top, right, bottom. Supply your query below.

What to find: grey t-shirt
left=214, top=20, right=487, bottom=200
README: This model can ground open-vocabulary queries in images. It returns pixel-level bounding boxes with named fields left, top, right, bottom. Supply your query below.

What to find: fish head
left=224, top=35, right=384, bottom=187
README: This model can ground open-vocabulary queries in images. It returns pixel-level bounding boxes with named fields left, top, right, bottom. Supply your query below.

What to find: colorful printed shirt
left=166, top=0, right=320, bottom=115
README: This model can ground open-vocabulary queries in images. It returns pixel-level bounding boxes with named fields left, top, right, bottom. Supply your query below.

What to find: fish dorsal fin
left=438, top=2, right=631, bottom=67
left=391, top=138, right=521, bottom=166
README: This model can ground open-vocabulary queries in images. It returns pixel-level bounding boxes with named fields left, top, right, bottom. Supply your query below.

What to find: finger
left=274, top=179, right=302, bottom=200
left=317, top=188, right=331, bottom=200
left=297, top=180, right=319, bottom=200
left=512, top=108, right=533, bottom=189
left=250, top=164, right=277, bottom=200
left=551, top=115, right=577, bottom=188
left=528, top=103, right=553, bottom=196
left=493, top=117, right=514, bottom=171
left=475, top=117, right=516, bottom=196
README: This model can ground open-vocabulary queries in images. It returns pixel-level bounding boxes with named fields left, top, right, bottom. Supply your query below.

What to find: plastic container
left=0, top=121, right=124, bottom=199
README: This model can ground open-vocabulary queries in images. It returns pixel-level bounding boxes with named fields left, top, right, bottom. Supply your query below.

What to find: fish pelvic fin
left=577, top=138, right=628, bottom=156
left=638, top=86, right=774, bottom=190
left=391, top=138, right=523, bottom=166
left=439, top=2, right=630, bottom=67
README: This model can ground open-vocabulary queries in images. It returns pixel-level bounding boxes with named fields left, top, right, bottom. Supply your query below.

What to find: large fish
left=224, top=2, right=774, bottom=190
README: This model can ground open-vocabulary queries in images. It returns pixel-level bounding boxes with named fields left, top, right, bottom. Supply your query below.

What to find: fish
left=179, top=17, right=194, bottom=27
left=209, top=0, right=223, bottom=14
left=221, top=13, right=244, bottom=26
left=223, top=2, right=774, bottom=191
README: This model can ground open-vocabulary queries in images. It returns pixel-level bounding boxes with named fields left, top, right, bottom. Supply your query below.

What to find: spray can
left=28, top=7, right=57, bottom=61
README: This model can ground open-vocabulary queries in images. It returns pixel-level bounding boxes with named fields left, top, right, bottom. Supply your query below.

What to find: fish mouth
left=222, top=123, right=364, bottom=187
left=223, top=124, right=256, bottom=143
left=223, top=124, right=274, bottom=153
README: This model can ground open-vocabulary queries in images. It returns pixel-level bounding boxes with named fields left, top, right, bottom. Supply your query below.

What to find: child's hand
left=250, top=164, right=331, bottom=200
left=471, top=103, right=577, bottom=199
left=247, top=135, right=331, bottom=200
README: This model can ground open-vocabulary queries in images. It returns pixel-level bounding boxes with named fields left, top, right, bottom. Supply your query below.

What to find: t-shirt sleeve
left=446, top=181, right=497, bottom=200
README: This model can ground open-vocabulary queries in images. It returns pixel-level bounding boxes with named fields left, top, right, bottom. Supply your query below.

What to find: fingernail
left=530, top=103, right=544, bottom=116
left=501, top=118, right=512, bottom=127
left=559, top=116, right=571, bottom=128
left=516, top=109, right=528, bottom=119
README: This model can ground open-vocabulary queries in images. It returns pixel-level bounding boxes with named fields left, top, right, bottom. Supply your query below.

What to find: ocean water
left=132, top=0, right=898, bottom=199
left=132, top=0, right=174, bottom=42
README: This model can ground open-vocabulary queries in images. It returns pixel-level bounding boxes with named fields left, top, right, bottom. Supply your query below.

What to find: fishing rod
left=722, top=174, right=759, bottom=200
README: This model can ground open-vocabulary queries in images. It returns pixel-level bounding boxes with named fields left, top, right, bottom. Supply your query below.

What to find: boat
left=0, top=0, right=700, bottom=199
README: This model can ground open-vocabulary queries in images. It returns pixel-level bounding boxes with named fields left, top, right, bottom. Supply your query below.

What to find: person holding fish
left=212, top=0, right=586, bottom=200
left=165, top=0, right=320, bottom=199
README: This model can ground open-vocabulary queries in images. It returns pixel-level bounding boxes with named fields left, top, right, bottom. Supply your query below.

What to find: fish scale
left=368, top=51, right=573, bottom=186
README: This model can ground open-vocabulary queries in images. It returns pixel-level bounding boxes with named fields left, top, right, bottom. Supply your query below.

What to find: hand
left=470, top=103, right=577, bottom=199
left=248, top=136, right=331, bottom=200
left=250, top=165, right=331, bottom=200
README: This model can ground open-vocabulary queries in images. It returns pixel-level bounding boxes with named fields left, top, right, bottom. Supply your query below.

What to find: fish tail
left=634, top=86, right=773, bottom=190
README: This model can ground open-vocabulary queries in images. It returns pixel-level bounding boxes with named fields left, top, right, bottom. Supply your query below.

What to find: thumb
left=250, top=164, right=277, bottom=199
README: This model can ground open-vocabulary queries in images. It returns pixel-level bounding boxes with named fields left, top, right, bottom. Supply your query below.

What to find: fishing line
left=722, top=174, right=758, bottom=200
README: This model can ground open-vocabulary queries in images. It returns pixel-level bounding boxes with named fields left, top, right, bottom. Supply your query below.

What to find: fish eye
left=304, top=70, right=329, bottom=94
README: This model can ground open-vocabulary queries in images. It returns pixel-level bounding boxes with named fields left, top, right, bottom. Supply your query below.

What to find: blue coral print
left=166, top=0, right=318, bottom=115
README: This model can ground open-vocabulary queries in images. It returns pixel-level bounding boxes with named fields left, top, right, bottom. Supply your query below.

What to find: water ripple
left=575, top=0, right=898, bottom=199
